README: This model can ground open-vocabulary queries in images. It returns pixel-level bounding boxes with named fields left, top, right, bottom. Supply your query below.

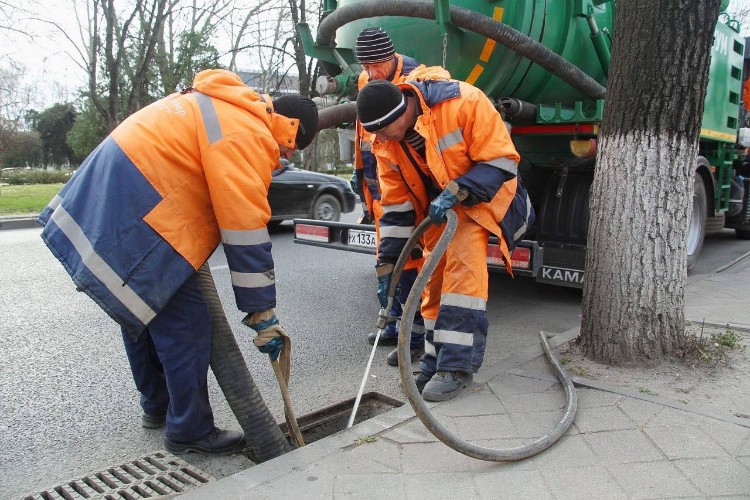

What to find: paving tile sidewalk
left=184, top=254, right=750, bottom=499
left=10, top=206, right=748, bottom=498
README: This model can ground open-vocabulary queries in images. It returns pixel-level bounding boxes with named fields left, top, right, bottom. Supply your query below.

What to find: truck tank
left=332, top=0, right=613, bottom=106
left=298, top=0, right=746, bottom=287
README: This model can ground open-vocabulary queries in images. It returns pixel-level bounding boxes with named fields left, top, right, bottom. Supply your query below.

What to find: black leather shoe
left=414, top=372, right=431, bottom=393
left=141, top=413, right=166, bottom=429
left=367, top=329, right=398, bottom=346
left=164, top=427, right=246, bottom=455
left=386, top=346, right=425, bottom=366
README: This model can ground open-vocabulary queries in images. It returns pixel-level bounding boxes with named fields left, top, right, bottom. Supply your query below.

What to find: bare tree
left=580, top=0, right=722, bottom=363
left=0, top=61, right=42, bottom=166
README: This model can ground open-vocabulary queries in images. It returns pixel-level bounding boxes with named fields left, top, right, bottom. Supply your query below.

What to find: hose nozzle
left=376, top=307, right=390, bottom=329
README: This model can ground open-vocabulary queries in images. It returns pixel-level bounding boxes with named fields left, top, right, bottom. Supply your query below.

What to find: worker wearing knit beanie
left=352, top=27, right=430, bottom=367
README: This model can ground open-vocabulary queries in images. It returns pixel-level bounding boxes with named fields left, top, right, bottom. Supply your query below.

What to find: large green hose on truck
left=315, top=0, right=608, bottom=102
left=390, top=211, right=578, bottom=461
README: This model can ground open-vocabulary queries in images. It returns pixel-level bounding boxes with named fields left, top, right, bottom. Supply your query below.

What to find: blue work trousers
left=121, top=274, right=214, bottom=442
left=384, top=268, right=425, bottom=348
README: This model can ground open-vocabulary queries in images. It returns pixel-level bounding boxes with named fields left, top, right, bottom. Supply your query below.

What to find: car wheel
left=312, top=194, right=341, bottom=222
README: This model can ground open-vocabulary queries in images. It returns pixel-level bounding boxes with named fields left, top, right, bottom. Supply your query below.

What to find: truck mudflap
left=536, top=243, right=586, bottom=288
left=293, top=218, right=542, bottom=278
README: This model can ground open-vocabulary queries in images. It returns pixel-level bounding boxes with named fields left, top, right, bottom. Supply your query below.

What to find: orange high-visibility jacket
left=354, top=57, right=451, bottom=217
left=373, top=79, right=521, bottom=273
left=39, top=70, right=299, bottom=333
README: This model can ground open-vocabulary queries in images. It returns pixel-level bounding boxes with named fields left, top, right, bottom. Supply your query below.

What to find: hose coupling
left=376, top=307, right=390, bottom=329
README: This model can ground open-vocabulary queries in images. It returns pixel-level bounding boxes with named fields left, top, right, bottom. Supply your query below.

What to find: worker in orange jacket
left=351, top=26, right=449, bottom=367
left=357, top=78, right=534, bottom=401
left=38, top=69, right=318, bottom=454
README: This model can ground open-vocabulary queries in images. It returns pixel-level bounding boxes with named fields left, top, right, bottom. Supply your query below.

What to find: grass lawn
left=0, top=184, right=62, bottom=215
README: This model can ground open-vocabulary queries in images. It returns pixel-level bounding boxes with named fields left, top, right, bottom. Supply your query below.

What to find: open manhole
left=280, top=391, right=403, bottom=444
left=23, top=451, right=213, bottom=499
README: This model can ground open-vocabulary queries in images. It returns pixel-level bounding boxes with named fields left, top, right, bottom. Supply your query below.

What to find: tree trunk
left=580, top=0, right=721, bottom=363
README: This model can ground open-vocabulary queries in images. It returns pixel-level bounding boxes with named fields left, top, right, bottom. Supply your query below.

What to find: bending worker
left=351, top=26, right=448, bottom=367
left=356, top=78, right=533, bottom=402
left=38, top=69, right=318, bottom=455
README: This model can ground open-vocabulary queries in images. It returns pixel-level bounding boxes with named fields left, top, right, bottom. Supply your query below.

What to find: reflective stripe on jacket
left=374, top=79, right=521, bottom=273
left=39, top=69, right=298, bottom=333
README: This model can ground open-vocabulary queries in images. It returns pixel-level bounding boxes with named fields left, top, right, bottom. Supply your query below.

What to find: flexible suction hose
left=316, top=0, right=606, bottom=101
left=392, top=211, right=578, bottom=461
left=196, top=264, right=292, bottom=463
left=316, top=101, right=358, bottom=131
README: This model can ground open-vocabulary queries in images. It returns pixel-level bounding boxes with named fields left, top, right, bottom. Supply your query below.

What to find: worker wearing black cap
left=352, top=26, right=450, bottom=368
left=38, top=69, right=319, bottom=454
left=356, top=77, right=534, bottom=402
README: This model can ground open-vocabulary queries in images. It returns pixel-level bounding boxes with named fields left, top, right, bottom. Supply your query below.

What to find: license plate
left=348, top=229, right=377, bottom=248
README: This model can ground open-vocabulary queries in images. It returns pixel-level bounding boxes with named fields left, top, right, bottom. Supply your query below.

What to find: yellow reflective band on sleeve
left=220, top=228, right=271, bottom=246
left=230, top=270, right=275, bottom=289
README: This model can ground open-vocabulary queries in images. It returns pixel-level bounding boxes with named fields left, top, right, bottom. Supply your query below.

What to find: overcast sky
left=6, top=0, right=750, bottom=111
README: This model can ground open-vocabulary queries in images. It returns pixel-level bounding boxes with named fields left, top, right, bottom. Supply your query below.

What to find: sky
left=6, top=0, right=750, bottom=111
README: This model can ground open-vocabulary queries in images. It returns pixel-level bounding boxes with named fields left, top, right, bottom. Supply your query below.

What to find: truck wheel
left=736, top=227, right=750, bottom=239
left=687, top=173, right=707, bottom=270
left=312, top=194, right=341, bottom=222
left=705, top=212, right=725, bottom=232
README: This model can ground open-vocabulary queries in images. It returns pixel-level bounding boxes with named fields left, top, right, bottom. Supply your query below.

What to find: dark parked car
left=268, top=160, right=357, bottom=225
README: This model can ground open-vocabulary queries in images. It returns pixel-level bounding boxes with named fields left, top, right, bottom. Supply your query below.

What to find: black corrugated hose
left=315, top=0, right=606, bottom=101
left=391, top=210, right=578, bottom=461
left=196, top=263, right=292, bottom=463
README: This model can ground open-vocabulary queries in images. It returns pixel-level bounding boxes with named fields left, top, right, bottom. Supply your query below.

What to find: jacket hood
left=192, top=69, right=298, bottom=148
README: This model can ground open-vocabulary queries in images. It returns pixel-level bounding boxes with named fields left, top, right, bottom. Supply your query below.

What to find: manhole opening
left=280, top=391, right=403, bottom=444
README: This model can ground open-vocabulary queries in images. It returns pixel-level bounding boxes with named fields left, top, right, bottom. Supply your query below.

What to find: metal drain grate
left=23, top=450, right=215, bottom=499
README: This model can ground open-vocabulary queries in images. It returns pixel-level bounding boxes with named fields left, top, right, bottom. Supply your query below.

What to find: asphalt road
left=1, top=214, right=748, bottom=498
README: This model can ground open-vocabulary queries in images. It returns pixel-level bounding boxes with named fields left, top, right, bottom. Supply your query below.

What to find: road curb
left=0, top=215, right=39, bottom=230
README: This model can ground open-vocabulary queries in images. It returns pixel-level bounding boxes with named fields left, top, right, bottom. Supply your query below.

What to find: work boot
left=367, top=329, right=398, bottom=346
left=386, top=346, right=425, bottom=367
left=165, top=427, right=246, bottom=455
left=141, top=413, right=166, bottom=429
left=422, top=371, right=473, bottom=402
left=414, top=372, right=431, bottom=393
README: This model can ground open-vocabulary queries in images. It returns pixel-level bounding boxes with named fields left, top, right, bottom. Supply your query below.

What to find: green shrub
left=0, top=168, right=74, bottom=185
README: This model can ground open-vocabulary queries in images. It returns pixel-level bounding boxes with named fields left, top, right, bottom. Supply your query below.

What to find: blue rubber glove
left=377, top=272, right=392, bottom=309
left=429, top=188, right=460, bottom=223
left=257, top=336, right=284, bottom=361
left=243, top=311, right=285, bottom=361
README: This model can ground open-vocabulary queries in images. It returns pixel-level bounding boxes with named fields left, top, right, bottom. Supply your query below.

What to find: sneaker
left=386, top=346, right=425, bottom=366
left=164, top=427, right=246, bottom=455
left=422, top=371, right=473, bottom=402
left=141, top=413, right=166, bottom=429
left=367, top=329, right=398, bottom=346
left=414, top=372, right=431, bottom=393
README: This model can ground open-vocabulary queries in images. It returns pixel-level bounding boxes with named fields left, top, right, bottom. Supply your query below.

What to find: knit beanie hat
left=272, top=95, right=319, bottom=150
left=355, top=27, right=396, bottom=64
left=357, top=80, right=407, bottom=132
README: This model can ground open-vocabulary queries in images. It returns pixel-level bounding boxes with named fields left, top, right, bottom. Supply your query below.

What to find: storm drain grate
left=23, top=450, right=214, bottom=499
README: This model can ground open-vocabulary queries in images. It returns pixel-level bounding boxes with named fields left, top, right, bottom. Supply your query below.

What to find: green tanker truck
left=293, top=0, right=750, bottom=288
